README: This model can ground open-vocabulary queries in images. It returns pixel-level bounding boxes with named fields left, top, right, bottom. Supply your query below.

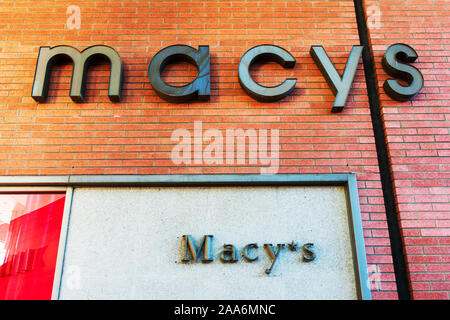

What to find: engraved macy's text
left=180, top=235, right=316, bottom=274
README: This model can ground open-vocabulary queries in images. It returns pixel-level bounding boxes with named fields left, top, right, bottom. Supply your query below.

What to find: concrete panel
left=59, top=186, right=358, bottom=299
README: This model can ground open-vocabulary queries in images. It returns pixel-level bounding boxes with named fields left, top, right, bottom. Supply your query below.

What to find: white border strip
left=51, top=187, right=73, bottom=300
left=0, top=174, right=371, bottom=300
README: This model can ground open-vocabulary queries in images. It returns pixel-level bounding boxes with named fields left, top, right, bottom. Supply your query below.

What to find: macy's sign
left=31, top=43, right=423, bottom=113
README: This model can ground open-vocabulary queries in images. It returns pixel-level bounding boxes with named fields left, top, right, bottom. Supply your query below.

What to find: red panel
left=0, top=194, right=66, bottom=300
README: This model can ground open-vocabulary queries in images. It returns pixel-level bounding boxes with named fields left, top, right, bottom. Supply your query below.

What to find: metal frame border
left=0, top=174, right=371, bottom=300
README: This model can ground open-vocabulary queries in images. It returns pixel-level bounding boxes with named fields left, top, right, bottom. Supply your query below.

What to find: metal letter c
left=238, top=45, right=297, bottom=102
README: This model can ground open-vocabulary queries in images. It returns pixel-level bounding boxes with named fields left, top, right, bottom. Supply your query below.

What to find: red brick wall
left=365, top=0, right=450, bottom=299
left=1, top=0, right=447, bottom=300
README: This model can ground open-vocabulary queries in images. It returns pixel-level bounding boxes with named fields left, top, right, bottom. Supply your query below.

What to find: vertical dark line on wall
left=352, top=0, right=411, bottom=300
